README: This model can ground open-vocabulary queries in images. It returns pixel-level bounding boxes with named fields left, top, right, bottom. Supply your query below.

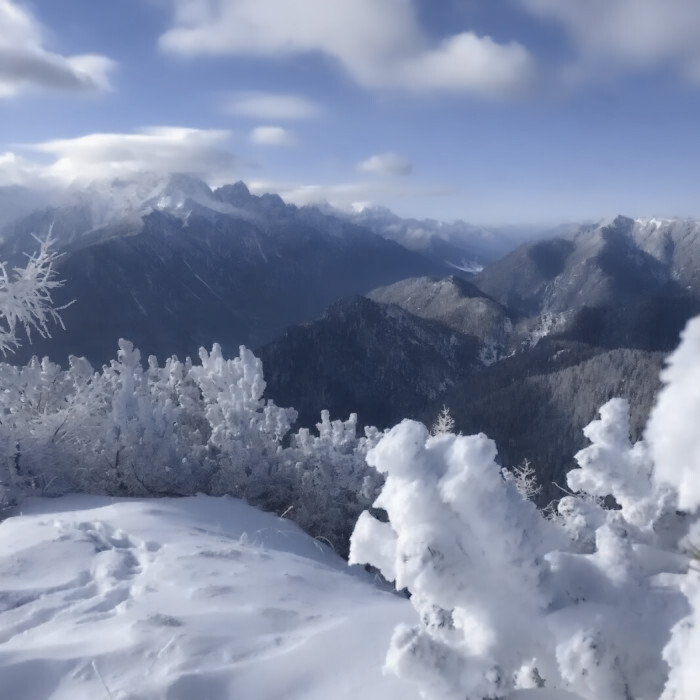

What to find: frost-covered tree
left=350, top=375, right=697, bottom=698
left=0, top=235, right=66, bottom=355
left=350, top=421, right=567, bottom=700
left=504, top=458, right=542, bottom=501
left=430, top=404, right=455, bottom=436
left=68, top=340, right=199, bottom=497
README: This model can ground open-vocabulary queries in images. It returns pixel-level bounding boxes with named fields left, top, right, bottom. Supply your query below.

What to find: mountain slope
left=257, top=295, right=480, bottom=429
left=423, top=339, right=665, bottom=504
left=368, top=275, right=514, bottom=363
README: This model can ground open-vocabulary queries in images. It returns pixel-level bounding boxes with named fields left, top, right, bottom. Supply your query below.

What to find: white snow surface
left=0, top=494, right=419, bottom=700
left=648, top=314, right=700, bottom=512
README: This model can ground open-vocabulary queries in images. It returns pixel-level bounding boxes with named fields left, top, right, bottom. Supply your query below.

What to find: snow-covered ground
left=0, top=495, right=418, bottom=700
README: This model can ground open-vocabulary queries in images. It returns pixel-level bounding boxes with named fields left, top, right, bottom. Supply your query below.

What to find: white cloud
left=358, top=152, right=413, bottom=177
left=249, top=126, right=295, bottom=146
left=159, top=0, right=536, bottom=97
left=520, top=0, right=700, bottom=82
left=2, top=127, right=236, bottom=185
left=0, top=0, right=114, bottom=97
left=396, top=33, right=534, bottom=96
left=226, top=91, right=321, bottom=120
left=0, top=151, right=45, bottom=185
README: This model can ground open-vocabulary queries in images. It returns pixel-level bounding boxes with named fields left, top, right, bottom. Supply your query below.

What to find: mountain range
left=2, top=176, right=699, bottom=500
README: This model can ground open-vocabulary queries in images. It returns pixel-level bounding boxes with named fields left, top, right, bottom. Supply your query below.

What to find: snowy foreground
left=0, top=495, right=419, bottom=700
left=0, top=495, right=587, bottom=700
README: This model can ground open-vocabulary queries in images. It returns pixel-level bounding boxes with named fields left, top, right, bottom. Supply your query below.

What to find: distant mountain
left=335, top=206, right=532, bottom=271
left=467, top=215, right=700, bottom=356
left=474, top=215, right=698, bottom=316
left=3, top=176, right=444, bottom=365
left=257, top=295, right=480, bottom=429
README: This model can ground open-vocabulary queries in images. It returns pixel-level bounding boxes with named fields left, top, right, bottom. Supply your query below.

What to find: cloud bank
left=160, top=0, right=536, bottom=98
left=0, top=0, right=114, bottom=97
left=1, top=128, right=235, bottom=186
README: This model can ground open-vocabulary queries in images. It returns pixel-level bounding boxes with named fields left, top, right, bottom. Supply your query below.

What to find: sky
left=2, top=0, right=700, bottom=225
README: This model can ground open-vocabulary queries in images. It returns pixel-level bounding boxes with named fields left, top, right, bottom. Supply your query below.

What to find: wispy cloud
left=159, top=0, right=536, bottom=98
left=358, top=153, right=413, bottom=177
left=248, top=178, right=455, bottom=212
left=0, top=0, right=114, bottom=97
left=249, top=126, right=296, bottom=146
left=226, top=91, right=322, bottom=120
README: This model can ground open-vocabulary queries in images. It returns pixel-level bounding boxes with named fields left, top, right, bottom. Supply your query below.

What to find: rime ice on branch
left=0, top=235, right=68, bottom=355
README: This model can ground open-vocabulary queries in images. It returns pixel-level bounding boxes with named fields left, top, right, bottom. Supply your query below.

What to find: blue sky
left=2, top=0, right=700, bottom=224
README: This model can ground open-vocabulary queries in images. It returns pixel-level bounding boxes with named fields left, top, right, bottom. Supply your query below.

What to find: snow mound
left=0, top=495, right=417, bottom=700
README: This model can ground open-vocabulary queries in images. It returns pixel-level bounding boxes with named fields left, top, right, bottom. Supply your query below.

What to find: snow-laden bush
left=350, top=316, right=700, bottom=699
left=647, top=316, right=700, bottom=700
left=0, top=340, right=381, bottom=550
left=186, top=342, right=298, bottom=502
left=283, top=410, right=383, bottom=550
left=350, top=421, right=568, bottom=699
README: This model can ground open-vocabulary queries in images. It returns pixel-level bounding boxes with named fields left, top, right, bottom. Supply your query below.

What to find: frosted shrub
left=350, top=421, right=567, bottom=699
left=0, top=340, right=380, bottom=550
left=283, top=410, right=382, bottom=552
left=350, top=364, right=699, bottom=698
left=188, top=343, right=297, bottom=502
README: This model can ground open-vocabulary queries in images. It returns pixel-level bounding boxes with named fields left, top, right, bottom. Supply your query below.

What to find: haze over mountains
left=2, top=175, right=700, bottom=496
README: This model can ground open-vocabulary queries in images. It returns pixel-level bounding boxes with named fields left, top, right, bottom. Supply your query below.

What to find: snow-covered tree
left=0, top=337, right=381, bottom=547
left=504, top=458, right=542, bottom=502
left=187, top=343, right=297, bottom=502
left=350, top=421, right=567, bottom=699
left=350, top=363, right=698, bottom=698
left=430, top=404, right=455, bottom=436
